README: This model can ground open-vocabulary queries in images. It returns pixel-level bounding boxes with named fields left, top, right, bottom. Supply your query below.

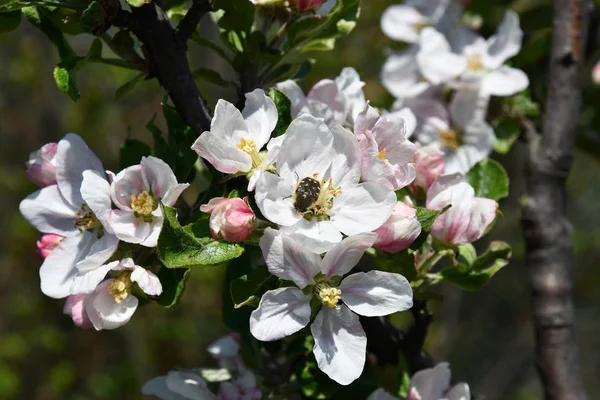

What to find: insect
left=293, top=177, right=322, bottom=213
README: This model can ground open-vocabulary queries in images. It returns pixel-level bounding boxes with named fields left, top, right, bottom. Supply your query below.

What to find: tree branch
left=521, top=1, right=589, bottom=399
left=111, top=2, right=212, bottom=135
left=176, top=0, right=213, bottom=43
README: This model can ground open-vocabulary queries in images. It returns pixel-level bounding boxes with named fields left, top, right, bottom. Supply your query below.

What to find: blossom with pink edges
left=36, top=233, right=64, bottom=259
left=374, top=202, right=421, bottom=253
left=26, top=142, right=59, bottom=187
left=201, top=198, right=255, bottom=243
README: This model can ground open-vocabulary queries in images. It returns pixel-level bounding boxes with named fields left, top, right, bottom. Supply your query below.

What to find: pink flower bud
left=36, top=233, right=64, bottom=259
left=427, top=174, right=497, bottom=245
left=200, top=198, right=255, bottom=243
left=594, top=61, right=600, bottom=85
left=290, top=0, right=326, bottom=12
left=411, top=145, right=445, bottom=192
left=374, top=202, right=422, bottom=253
left=26, top=142, right=58, bottom=187
left=63, top=294, right=93, bottom=329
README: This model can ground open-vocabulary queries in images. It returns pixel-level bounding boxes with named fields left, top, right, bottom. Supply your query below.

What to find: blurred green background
left=2, top=0, right=600, bottom=399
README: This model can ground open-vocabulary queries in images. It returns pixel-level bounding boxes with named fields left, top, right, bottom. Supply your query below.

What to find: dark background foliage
left=1, top=0, right=600, bottom=398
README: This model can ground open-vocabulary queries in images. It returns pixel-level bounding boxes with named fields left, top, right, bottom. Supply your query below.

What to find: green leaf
left=0, top=10, right=21, bottom=33
left=268, top=88, right=292, bottom=137
left=493, top=117, right=520, bottom=154
left=192, top=68, right=231, bottom=86
left=127, top=0, right=150, bottom=7
left=466, top=159, right=509, bottom=200
left=119, top=138, right=152, bottom=170
left=222, top=250, right=254, bottom=332
left=505, top=90, right=540, bottom=118
left=230, top=264, right=276, bottom=309
left=213, top=0, right=254, bottom=34
left=157, top=206, right=244, bottom=269
left=80, top=1, right=106, bottom=33
left=409, top=205, right=451, bottom=250
left=115, top=72, right=145, bottom=100
left=87, top=37, right=102, bottom=58
left=23, top=6, right=75, bottom=60
left=53, top=59, right=80, bottom=101
left=440, top=241, right=511, bottom=290
left=376, top=249, right=417, bottom=282
left=156, top=267, right=190, bottom=308
left=458, top=243, right=476, bottom=266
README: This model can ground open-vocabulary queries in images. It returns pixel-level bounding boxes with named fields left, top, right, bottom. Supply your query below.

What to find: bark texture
left=521, top=0, right=589, bottom=398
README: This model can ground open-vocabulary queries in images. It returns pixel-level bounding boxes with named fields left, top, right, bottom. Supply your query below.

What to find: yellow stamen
left=466, top=54, right=484, bottom=71
left=439, top=129, right=459, bottom=150
left=131, top=191, right=156, bottom=216
left=108, top=274, right=133, bottom=304
left=318, top=286, right=342, bottom=308
left=377, top=148, right=387, bottom=161
left=237, top=138, right=263, bottom=169
left=74, top=204, right=99, bottom=233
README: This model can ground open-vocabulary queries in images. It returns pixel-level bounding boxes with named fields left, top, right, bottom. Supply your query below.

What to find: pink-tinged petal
left=386, top=107, right=417, bottom=138
left=141, top=156, right=178, bottom=199
left=290, top=0, right=327, bottom=13
left=255, top=172, right=299, bottom=226
left=307, top=79, right=346, bottom=124
left=75, top=232, right=119, bottom=273
left=249, top=287, right=311, bottom=341
left=367, top=389, right=399, bottom=400
left=191, top=132, right=252, bottom=174
left=374, top=117, right=416, bottom=165
left=70, top=260, right=119, bottom=295
left=19, top=185, right=77, bottom=236
left=311, top=305, right=366, bottom=386
left=330, top=125, right=361, bottom=187
left=381, top=5, right=426, bottom=43
left=259, top=227, right=321, bottom=288
left=26, top=142, right=58, bottom=187
left=330, top=181, right=397, bottom=236
left=354, top=104, right=381, bottom=133
left=131, top=266, right=162, bottom=296
left=106, top=209, right=151, bottom=245
left=410, top=363, right=451, bottom=400
left=446, top=383, right=471, bottom=400
left=407, top=388, right=422, bottom=400
left=339, top=270, right=413, bottom=317
left=335, top=67, right=367, bottom=124
left=210, top=99, right=248, bottom=142
left=86, top=280, right=139, bottom=330
left=63, top=294, right=93, bottom=329
left=320, top=232, right=377, bottom=279
left=140, top=217, right=163, bottom=248
left=202, top=197, right=254, bottom=243
left=276, top=80, right=311, bottom=118
left=485, top=10, right=522, bottom=70
left=37, top=234, right=64, bottom=259
left=411, top=146, right=445, bottom=191
left=161, top=183, right=190, bottom=207
left=374, top=201, right=421, bottom=253
left=426, top=173, right=465, bottom=203
left=281, top=218, right=343, bottom=255
left=242, top=89, right=278, bottom=148
left=480, top=66, right=529, bottom=97
left=110, top=164, right=148, bottom=211
left=55, top=133, right=104, bottom=207
left=81, top=170, right=113, bottom=232
left=200, top=197, right=229, bottom=214
left=40, top=234, right=89, bottom=299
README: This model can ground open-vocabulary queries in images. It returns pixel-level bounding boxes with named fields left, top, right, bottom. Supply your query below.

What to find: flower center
left=74, top=204, right=103, bottom=236
left=293, top=173, right=342, bottom=221
left=439, top=128, right=460, bottom=150
left=237, top=138, right=263, bottom=169
left=377, top=148, right=387, bottom=161
left=466, top=54, right=485, bottom=71
left=131, top=191, right=157, bottom=221
left=108, top=273, right=133, bottom=304
left=314, top=282, right=341, bottom=308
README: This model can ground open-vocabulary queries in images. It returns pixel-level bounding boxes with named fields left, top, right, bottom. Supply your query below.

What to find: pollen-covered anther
left=108, top=274, right=133, bottom=304
left=439, top=129, right=459, bottom=150
left=131, top=191, right=156, bottom=216
left=377, top=148, right=387, bottom=160
left=319, top=287, right=342, bottom=308
left=74, top=204, right=98, bottom=232
left=466, top=54, right=484, bottom=71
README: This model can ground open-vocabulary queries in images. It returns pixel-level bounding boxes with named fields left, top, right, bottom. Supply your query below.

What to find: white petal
left=320, top=233, right=377, bottom=279
left=254, top=172, right=299, bottom=226
left=259, top=227, right=320, bottom=289
left=382, top=48, right=431, bottom=99
left=485, top=10, right=523, bottom=69
left=480, top=66, right=529, bottom=97
left=110, top=164, right=148, bottom=211
left=339, top=271, right=413, bottom=317
left=140, top=218, right=163, bottom=248
left=249, top=287, right=311, bottom=341
left=142, top=376, right=191, bottom=400
left=75, top=232, right=119, bottom=272
left=330, top=125, right=361, bottom=187
left=55, top=133, right=104, bottom=207
left=386, top=107, right=417, bottom=138
left=427, top=173, right=466, bottom=204
left=307, top=79, right=346, bottom=125
left=166, top=371, right=216, bottom=400
left=410, top=362, right=451, bottom=400
left=336, top=67, right=367, bottom=124
left=161, top=184, right=190, bottom=208
left=417, top=28, right=466, bottom=85
left=248, top=144, right=280, bottom=192
left=367, top=389, right=399, bottom=400
left=141, top=156, right=178, bottom=199
left=86, top=280, right=138, bottom=330
left=275, top=80, right=310, bottom=118
left=311, top=305, right=366, bottom=386
left=131, top=266, right=163, bottom=296
left=210, top=99, right=248, bottom=142
left=446, top=383, right=471, bottom=400
left=70, top=261, right=119, bottom=295
left=449, top=90, right=489, bottom=129
left=381, top=5, right=426, bottom=43
left=40, top=234, right=88, bottom=299
left=281, top=218, right=343, bottom=254
left=242, top=89, right=278, bottom=148
left=277, top=114, right=334, bottom=182
left=354, top=103, right=380, bottom=133
left=330, top=182, right=396, bottom=236
left=106, top=209, right=151, bottom=244
left=191, top=132, right=252, bottom=174
left=81, top=170, right=113, bottom=232
left=207, top=334, right=240, bottom=361
left=19, top=185, right=76, bottom=236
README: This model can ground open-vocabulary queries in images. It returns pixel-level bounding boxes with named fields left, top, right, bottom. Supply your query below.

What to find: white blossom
left=255, top=114, right=396, bottom=254
left=250, top=229, right=413, bottom=385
